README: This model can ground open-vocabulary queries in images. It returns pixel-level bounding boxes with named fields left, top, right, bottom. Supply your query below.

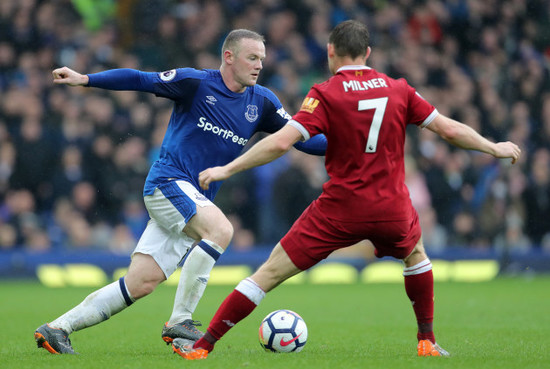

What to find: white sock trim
left=403, top=259, right=432, bottom=276
left=235, top=278, right=265, bottom=305
left=119, top=276, right=135, bottom=305
left=201, top=239, right=225, bottom=254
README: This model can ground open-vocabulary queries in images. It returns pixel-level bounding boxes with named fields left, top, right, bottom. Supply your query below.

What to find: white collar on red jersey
left=336, top=65, right=371, bottom=73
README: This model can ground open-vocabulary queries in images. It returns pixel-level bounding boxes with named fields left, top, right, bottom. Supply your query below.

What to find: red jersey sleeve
left=405, top=83, right=438, bottom=127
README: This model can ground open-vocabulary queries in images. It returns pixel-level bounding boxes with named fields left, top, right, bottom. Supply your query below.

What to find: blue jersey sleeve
left=87, top=68, right=204, bottom=105
left=87, top=68, right=156, bottom=92
left=293, top=134, right=327, bottom=156
left=146, top=68, right=204, bottom=103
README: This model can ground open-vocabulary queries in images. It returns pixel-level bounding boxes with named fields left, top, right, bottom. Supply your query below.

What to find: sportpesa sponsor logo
left=197, top=117, right=248, bottom=146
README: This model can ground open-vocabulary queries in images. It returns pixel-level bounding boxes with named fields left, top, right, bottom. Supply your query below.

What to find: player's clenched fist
left=493, top=141, right=521, bottom=164
left=199, top=166, right=230, bottom=190
left=52, top=66, right=89, bottom=86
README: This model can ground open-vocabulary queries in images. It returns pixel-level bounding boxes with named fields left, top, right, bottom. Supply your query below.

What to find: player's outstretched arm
left=426, top=114, right=521, bottom=164
left=52, top=66, right=89, bottom=86
left=199, top=125, right=303, bottom=190
left=54, top=67, right=153, bottom=92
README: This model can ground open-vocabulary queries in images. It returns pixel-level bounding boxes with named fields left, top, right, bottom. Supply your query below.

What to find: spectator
left=71, top=181, right=100, bottom=225
left=10, top=114, right=58, bottom=210
left=109, top=224, right=136, bottom=254
left=0, top=129, right=15, bottom=194
left=418, top=207, right=447, bottom=253
left=523, top=148, right=550, bottom=247
left=51, top=146, right=85, bottom=200
left=0, top=223, right=17, bottom=250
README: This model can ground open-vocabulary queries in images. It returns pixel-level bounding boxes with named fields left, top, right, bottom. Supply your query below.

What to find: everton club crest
left=245, top=105, right=258, bottom=122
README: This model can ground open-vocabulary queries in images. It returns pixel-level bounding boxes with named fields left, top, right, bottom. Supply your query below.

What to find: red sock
left=194, top=289, right=258, bottom=352
left=193, top=333, right=214, bottom=352
left=404, top=269, right=435, bottom=343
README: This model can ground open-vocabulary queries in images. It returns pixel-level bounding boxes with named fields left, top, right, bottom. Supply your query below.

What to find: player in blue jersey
left=34, top=29, right=326, bottom=355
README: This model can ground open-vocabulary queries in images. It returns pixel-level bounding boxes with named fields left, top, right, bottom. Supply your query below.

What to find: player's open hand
left=52, top=66, right=89, bottom=86
left=199, top=166, right=231, bottom=190
left=494, top=141, right=521, bottom=164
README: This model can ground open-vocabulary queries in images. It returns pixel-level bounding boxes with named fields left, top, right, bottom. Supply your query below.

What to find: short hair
left=328, top=20, right=370, bottom=59
left=221, top=29, right=265, bottom=58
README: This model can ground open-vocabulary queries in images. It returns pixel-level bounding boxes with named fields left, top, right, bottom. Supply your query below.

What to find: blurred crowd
left=0, top=0, right=549, bottom=256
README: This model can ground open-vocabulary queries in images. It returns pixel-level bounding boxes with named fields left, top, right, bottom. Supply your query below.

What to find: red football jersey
left=290, top=66, right=437, bottom=221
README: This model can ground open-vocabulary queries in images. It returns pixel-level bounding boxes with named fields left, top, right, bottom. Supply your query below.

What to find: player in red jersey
left=173, top=20, right=521, bottom=359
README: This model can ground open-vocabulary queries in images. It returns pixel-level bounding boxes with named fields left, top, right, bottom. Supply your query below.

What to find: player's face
left=232, top=39, right=265, bottom=90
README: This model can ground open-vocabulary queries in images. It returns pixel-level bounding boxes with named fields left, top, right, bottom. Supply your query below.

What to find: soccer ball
left=259, top=309, right=308, bottom=353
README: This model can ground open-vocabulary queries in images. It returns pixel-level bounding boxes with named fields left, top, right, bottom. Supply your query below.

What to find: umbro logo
left=206, top=95, right=217, bottom=105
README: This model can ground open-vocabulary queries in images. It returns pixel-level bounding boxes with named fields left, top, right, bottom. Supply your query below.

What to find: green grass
left=2, top=277, right=549, bottom=369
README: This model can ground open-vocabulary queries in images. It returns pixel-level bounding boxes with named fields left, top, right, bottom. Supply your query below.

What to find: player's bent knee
left=217, top=221, right=234, bottom=248
left=189, top=210, right=234, bottom=248
left=205, top=219, right=233, bottom=248
left=129, top=279, right=161, bottom=299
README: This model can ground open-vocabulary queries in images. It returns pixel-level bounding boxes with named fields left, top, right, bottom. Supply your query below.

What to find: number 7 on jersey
left=358, top=97, right=388, bottom=153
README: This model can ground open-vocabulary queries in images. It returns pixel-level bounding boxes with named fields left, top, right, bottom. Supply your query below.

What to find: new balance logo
left=222, top=320, right=235, bottom=327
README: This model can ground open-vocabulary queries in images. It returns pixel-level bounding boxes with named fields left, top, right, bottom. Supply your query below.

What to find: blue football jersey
left=92, top=68, right=292, bottom=199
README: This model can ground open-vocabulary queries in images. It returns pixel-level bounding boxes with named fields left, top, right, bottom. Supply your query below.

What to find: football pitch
left=2, top=277, right=549, bottom=369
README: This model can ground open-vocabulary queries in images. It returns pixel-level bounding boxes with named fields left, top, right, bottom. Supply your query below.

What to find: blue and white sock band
left=118, top=276, right=135, bottom=306
left=197, top=240, right=223, bottom=261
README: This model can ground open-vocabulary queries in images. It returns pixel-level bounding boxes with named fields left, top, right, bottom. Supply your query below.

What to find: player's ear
left=223, top=50, right=234, bottom=65
left=327, top=43, right=335, bottom=58
left=365, top=46, right=371, bottom=61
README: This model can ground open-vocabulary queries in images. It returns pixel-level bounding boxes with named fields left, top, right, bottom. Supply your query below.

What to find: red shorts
left=280, top=200, right=421, bottom=270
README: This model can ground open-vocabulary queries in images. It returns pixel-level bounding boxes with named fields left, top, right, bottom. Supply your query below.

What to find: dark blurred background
left=0, top=0, right=549, bottom=272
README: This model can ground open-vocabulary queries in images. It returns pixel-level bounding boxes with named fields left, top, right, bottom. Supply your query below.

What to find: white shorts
left=133, top=180, right=215, bottom=278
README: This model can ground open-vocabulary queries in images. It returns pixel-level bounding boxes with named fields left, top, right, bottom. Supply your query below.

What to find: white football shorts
left=133, top=180, right=215, bottom=278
